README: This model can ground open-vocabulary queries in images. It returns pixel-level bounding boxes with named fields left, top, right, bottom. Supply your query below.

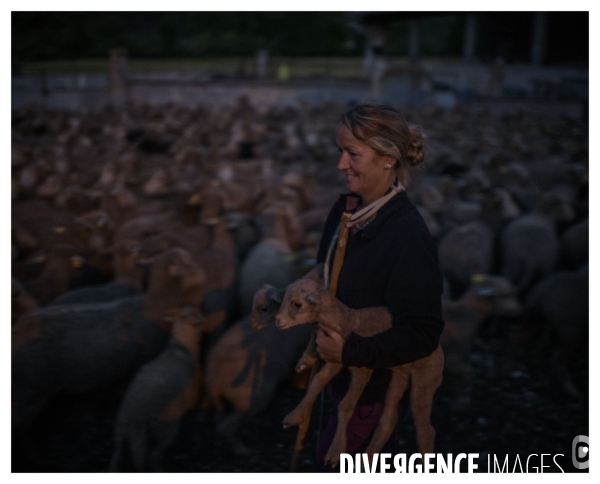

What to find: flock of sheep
left=11, top=97, right=588, bottom=471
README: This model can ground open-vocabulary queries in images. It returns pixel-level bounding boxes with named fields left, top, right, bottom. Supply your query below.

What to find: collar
left=338, top=190, right=409, bottom=240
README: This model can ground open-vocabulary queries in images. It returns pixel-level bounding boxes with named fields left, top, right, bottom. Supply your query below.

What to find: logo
left=572, top=435, right=589, bottom=470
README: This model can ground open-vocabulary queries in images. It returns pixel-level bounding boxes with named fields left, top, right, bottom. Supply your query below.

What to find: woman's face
left=335, top=124, right=395, bottom=204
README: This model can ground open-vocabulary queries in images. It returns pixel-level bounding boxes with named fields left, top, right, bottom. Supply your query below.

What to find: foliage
left=12, top=12, right=362, bottom=61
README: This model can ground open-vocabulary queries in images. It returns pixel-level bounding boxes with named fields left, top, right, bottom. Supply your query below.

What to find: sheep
left=203, top=285, right=311, bottom=455
left=438, top=221, right=495, bottom=298
left=274, top=278, right=444, bottom=467
left=11, top=278, right=38, bottom=325
left=195, top=219, right=239, bottom=336
left=109, top=306, right=204, bottom=472
left=523, top=269, right=588, bottom=398
left=47, top=237, right=143, bottom=306
left=11, top=221, right=39, bottom=258
left=560, top=218, right=588, bottom=270
left=22, top=243, right=92, bottom=305
left=440, top=275, right=522, bottom=382
left=238, top=202, right=305, bottom=316
left=12, top=248, right=207, bottom=428
left=499, top=213, right=559, bottom=296
left=187, top=180, right=232, bottom=225
left=12, top=200, right=91, bottom=256
left=112, top=212, right=180, bottom=245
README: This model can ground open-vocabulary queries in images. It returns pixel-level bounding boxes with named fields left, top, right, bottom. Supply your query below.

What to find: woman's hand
left=315, top=328, right=344, bottom=364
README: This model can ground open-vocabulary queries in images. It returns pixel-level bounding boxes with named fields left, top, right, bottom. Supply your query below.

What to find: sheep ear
left=265, top=285, right=282, bottom=304
left=187, top=192, right=203, bottom=206
left=305, top=292, right=320, bottom=306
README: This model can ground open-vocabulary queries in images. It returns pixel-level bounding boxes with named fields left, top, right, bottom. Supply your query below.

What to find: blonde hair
left=340, top=104, right=426, bottom=186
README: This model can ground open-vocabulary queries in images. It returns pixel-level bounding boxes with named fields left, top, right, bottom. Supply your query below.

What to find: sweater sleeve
left=341, top=229, right=445, bottom=368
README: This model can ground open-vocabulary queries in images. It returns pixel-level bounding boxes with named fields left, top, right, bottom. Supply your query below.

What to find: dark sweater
left=316, top=190, right=444, bottom=405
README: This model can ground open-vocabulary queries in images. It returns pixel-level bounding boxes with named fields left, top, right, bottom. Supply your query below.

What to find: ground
left=12, top=320, right=588, bottom=473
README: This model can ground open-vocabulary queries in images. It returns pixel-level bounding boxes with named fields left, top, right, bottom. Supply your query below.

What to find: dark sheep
left=560, top=218, right=588, bottom=270
left=48, top=281, right=139, bottom=306
left=109, top=307, right=204, bottom=472
left=22, top=244, right=92, bottom=305
left=499, top=213, right=559, bottom=296
left=12, top=248, right=207, bottom=427
left=438, top=221, right=495, bottom=299
left=523, top=269, right=588, bottom=397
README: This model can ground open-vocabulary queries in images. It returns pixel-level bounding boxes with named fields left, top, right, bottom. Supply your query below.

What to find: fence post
left=256, top=50, right=268, bottom=79
left=109, top=48, right=128, bottom=107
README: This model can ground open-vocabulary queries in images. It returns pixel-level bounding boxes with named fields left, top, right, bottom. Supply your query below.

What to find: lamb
left=12, top=248, right=207, bottom=427
left=203, top=285, right=311, bottom=455
left=109, top=306, right=205, bottom=472
left=275, top=278, right=444, bottom=466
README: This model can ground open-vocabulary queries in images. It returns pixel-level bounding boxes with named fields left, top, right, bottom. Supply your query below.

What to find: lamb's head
left=251, top=284, right=284, bottom=329
left=275, top=279, right=323, bottom=329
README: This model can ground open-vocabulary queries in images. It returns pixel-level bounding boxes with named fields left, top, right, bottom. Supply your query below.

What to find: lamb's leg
left=410, top=347, right=444, bottom=455
left=283, top=362, right=342, bottom=428
left=296, top=332, right=318, bottom=372
left=149, top=421, right=180, bottom=472
left=128, top=424, right=148, bottom=472
left=217, top=410, right=253, bottom=456
left=325, top=367, right=373, bottom=467
left=364, top=368, right=410, bottom=460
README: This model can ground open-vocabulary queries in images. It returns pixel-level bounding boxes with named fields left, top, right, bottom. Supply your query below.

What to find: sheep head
left=250, top=284, right=284, bottom=329
left=275, top=279, right=323, bottom=330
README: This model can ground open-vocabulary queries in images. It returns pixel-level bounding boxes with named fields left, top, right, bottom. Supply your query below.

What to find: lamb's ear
left=305, top=291, right=320, bottom=306
left=264, top=284, right=282, bottom=304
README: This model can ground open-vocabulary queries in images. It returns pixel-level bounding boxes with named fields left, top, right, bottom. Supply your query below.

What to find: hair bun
left=406, top=126, right=425, bottom=166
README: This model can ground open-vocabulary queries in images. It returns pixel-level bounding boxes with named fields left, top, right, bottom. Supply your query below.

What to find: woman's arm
left=340, top=229, right=445, bottom=369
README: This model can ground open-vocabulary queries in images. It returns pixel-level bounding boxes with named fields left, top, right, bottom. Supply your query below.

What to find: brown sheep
left=204, top=285, right=311, bottom=455
left=441, top=275, right=522, bottom=382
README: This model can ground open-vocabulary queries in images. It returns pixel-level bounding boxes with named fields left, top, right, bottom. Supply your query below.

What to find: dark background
left=12, top=11, right=588, bottom=66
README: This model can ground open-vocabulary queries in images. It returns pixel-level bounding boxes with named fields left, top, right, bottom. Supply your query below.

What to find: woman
left=312, top=104, right=444, bottom=471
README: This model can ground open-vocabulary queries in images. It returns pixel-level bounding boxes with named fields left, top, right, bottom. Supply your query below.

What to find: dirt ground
left=12, top=317, right=588, bottom=474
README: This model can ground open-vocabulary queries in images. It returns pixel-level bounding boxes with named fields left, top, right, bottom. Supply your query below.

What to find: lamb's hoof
left=296, top=355, right=317, bottom=373
left=364, top=448, right=376, bottom=461
left=325, top=442, right=345, bottom=467
left=282, top=408, right=306, bottom=428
